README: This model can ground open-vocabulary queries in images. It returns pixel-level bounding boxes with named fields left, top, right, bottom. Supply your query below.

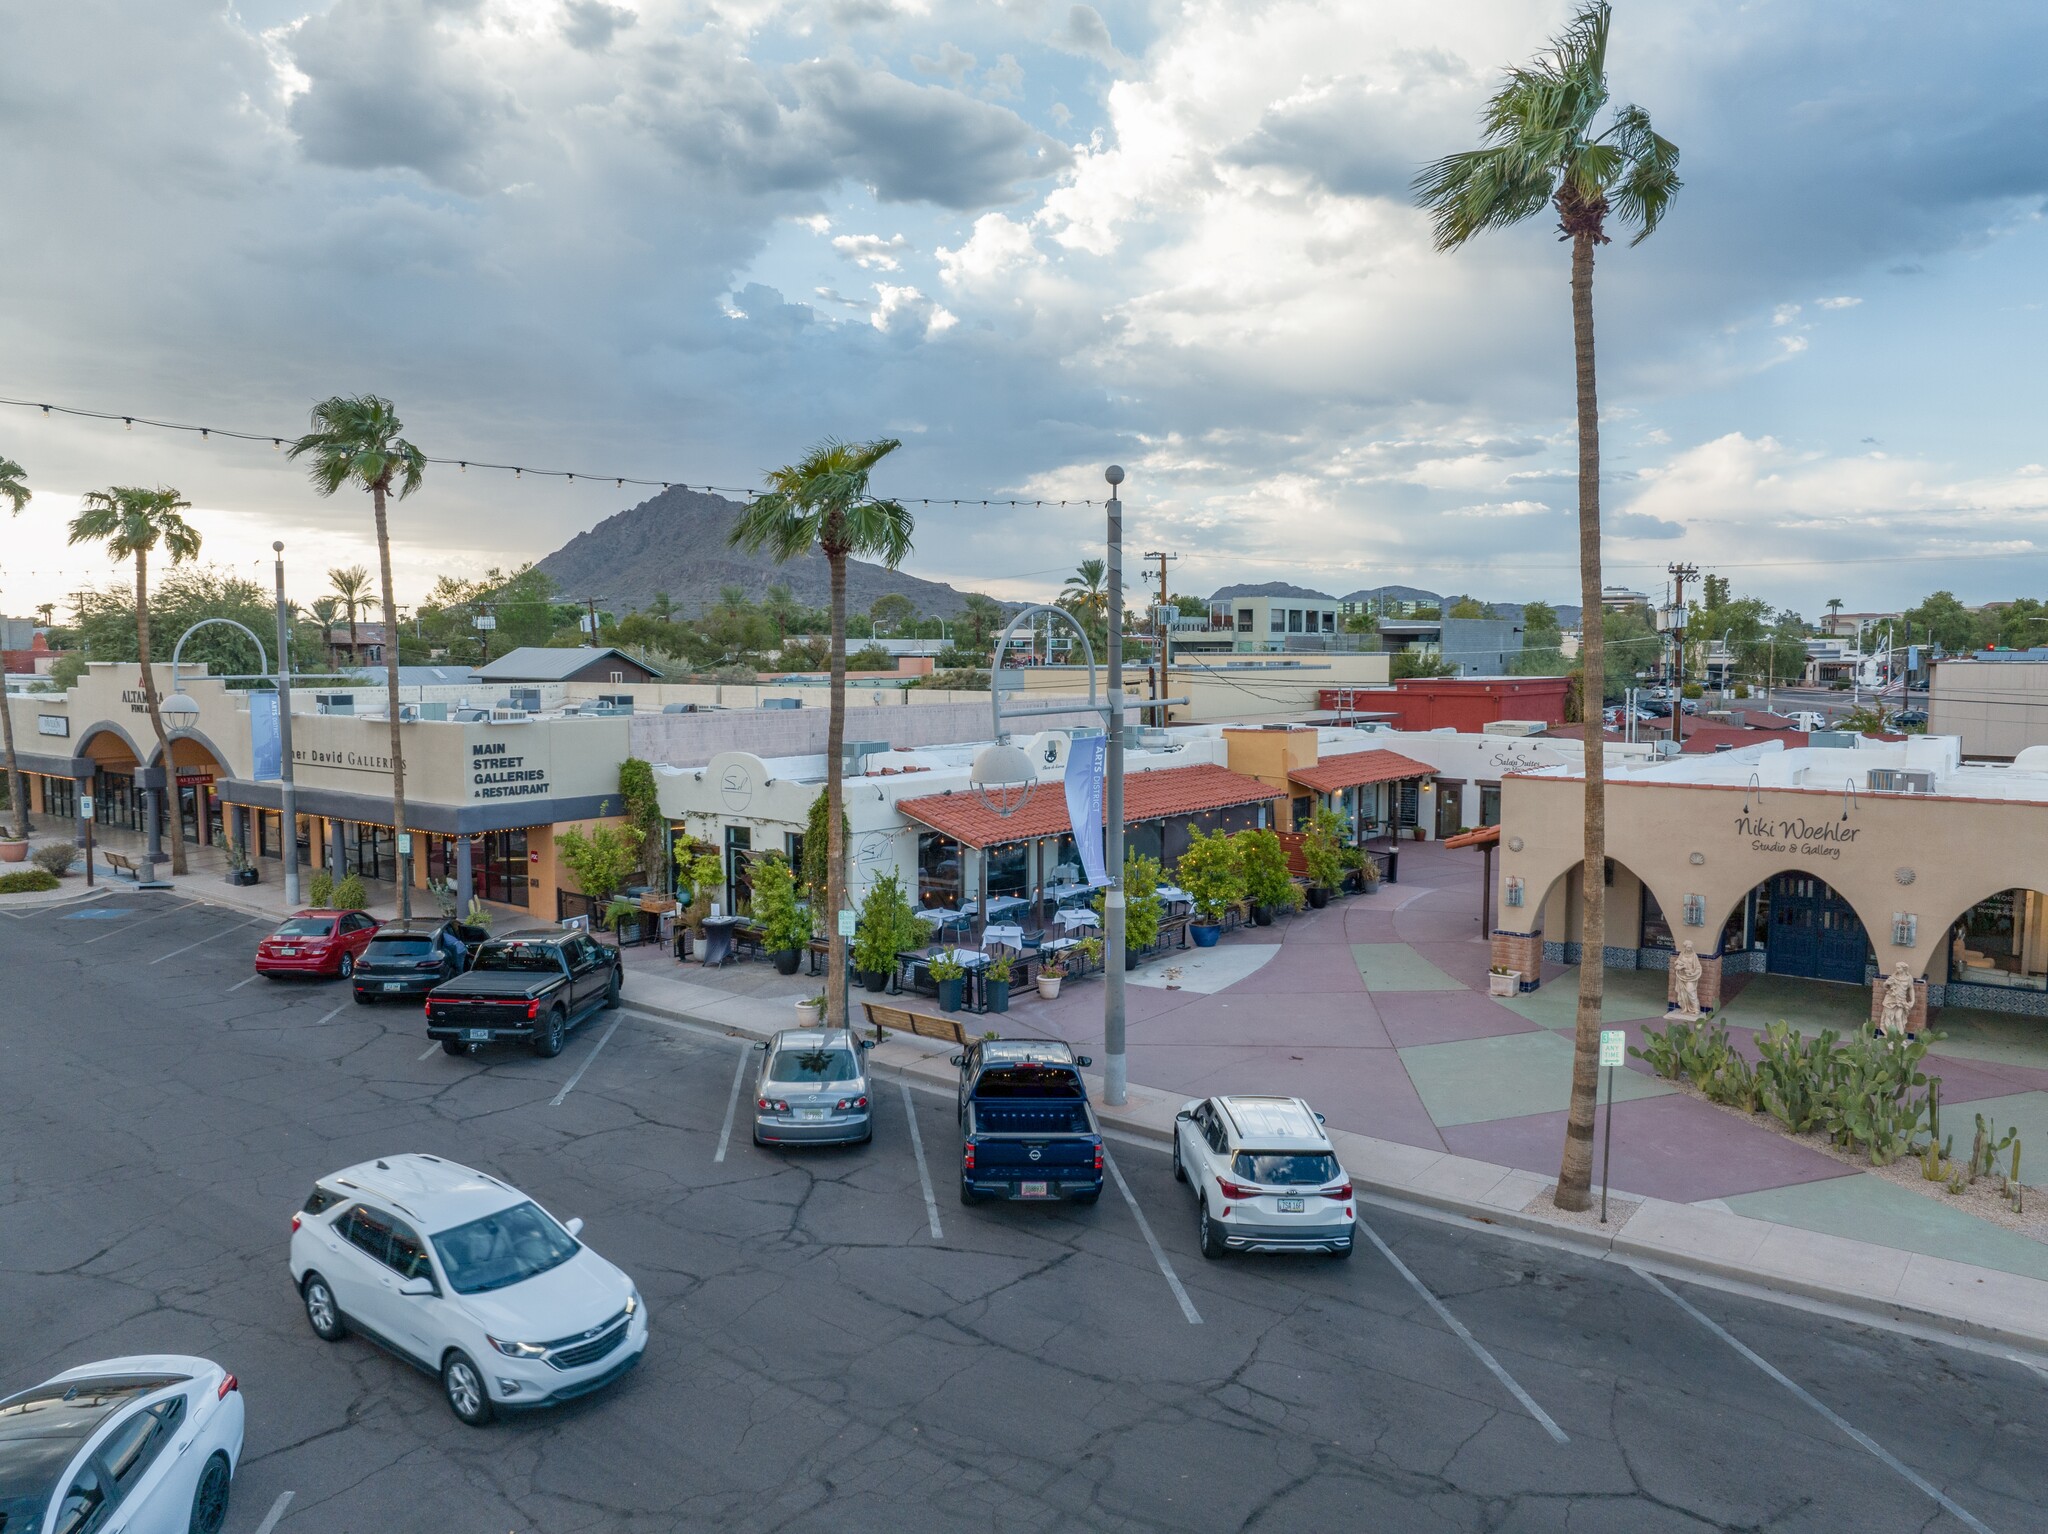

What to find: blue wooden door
left=1767, top=874, right=1870, bottom=983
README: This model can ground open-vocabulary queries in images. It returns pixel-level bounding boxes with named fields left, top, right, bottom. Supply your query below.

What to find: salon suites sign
left=1733, top=811, right=1860, bottom=860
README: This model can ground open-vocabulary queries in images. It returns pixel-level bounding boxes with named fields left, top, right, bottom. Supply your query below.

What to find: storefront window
left=724, top=826, right=752, bottom=914
left=917, top=831, right=960, bottom=908
left=477, top=830, right=529, bottom=908
left=40, top=776, right=77, bottom=821
left=96, top=770, right=141, bottom=833
left=1480, top=785, right=1501, bottom=827
left=1950, top=889, right=2048, bottom=991
left=1641, top=888, right=1675, bottom=952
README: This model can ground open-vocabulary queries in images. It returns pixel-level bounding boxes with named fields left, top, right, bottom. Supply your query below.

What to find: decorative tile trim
left=1941, top=980, right=2048, bottom=1017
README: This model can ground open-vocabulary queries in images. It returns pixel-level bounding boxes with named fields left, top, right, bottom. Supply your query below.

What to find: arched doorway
left=1944, top=888, right=2048, bottom=996
left=1759, top=871, right=1871, bottom=984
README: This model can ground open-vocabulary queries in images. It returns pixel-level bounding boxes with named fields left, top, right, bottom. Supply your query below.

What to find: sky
left=2, top=0, right=2045, bottom=622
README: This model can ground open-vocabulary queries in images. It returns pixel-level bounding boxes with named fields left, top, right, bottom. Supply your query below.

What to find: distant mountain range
left=534, top=487, right=982, bottom=617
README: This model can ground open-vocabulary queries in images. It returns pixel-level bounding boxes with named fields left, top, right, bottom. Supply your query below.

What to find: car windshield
left=431, top=1201, right=580, bottom=1294
left=273, top=917, right=335, bottom=938
left=368, top=937, right=436, bottom=957
left=767, top=1047, right=858, bottom=1084
left=1231, top=1152, right=1341, bottom=1187
left=472, top=942, right=562, bottom=973
left=974, top=1065, right=1084, bottom=1098
left=0, top=1376, right=188, bottom=1519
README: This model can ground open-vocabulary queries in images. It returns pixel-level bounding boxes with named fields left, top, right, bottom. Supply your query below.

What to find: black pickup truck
left=425, top=927, right=622, bottom=1059
left=952, top=1039, right=1103, bottom=1205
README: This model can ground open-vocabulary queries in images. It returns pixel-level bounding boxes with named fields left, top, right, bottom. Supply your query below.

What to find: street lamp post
left=274, top=543, right=301, bottom=907
left=1103, top=465, right=1128, bottom=1106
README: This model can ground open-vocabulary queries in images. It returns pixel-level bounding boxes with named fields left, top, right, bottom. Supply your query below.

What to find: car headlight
left=624, top=1289, right=640, bottom=1318
left=487, top=1335, right=549, bottom=1360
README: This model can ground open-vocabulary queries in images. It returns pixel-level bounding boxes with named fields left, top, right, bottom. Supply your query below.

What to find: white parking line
left=1102, top=1149, right=1202, bottom=1325
left=417, top=1042, right=441, bottom=1061
left=1637, top=1267, right=1993, bottom=1532
left=900, top=1082, right=942, bottom=1240
left=1360, top=1218, right=1569, bottom=1444
left=310, top=1002, right=348, bottom=1027
left=226, top=974, right=260, bottom=992
left=713, top=1046, right=750, bottom=1162
left=80, top=902, right=192, bottom=945
left=252, top=1490, right=295, bottom=1534
left=552, top=1016, right=624, bottom=1107
left=149, top=916, right=260, bottom=965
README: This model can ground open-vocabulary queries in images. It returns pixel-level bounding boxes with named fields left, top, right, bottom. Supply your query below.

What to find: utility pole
left=585, top=596, right=603, bottom=644
left=1103, top=466, right=1128, bottom=1107
left=273, top=542, right=301, bottom=908
left=1666, top=563, right=1698, bottom=748
left=1143, top=550, right=1176, bottom=723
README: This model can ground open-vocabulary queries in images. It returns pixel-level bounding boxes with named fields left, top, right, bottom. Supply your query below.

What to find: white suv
left=289, top=1155, right=647, bottom=1424
left=1173, top=1096, right=1355, bottom=1258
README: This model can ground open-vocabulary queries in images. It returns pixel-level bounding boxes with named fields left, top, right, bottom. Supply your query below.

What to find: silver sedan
left=752, top=1029, right=876, bottom=1147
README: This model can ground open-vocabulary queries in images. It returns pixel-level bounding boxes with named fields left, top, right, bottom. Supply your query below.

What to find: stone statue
left=1879, top=962, right=1917, bottom=1038
left=1670, top=940, right=1704, bottom=1021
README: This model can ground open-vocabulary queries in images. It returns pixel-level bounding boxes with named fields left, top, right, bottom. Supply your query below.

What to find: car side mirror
left=755, top=1040, right=769, bottom=1051
left=1315, top=1113, right=1326, bottom=1124
left=1175, top=1109, right=1193, bottom=1122
left=564, top=1217, right=585, bottom=1238
left=949, top=1053, right=966, bottom=1067
left=1075, top=1056, right=1093, bottom=1068
left=398, top=1275, right=435, bottom=1297
left=858, top=1038, right=875, bottom=1050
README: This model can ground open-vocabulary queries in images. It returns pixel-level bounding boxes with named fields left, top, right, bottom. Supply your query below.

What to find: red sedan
left=255, top=910, right=383, bottom=980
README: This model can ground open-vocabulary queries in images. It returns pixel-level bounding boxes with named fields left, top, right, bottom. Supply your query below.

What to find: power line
left=0, top=395, right=1109, bottom=509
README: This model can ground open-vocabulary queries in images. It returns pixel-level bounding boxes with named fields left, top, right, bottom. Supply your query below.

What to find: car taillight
left=835, top=1096, right=868, bottom=1111
left=962, top=1144, right=975, bottom=1170
left=1094, top=1146, right=1104, bottom=1171
left=1217, top=1178, right=1259, bottom=1200
left=218, top=1375, right=238, bottom=1399
left=757, top=1097, right=787, bottom=1112
left=526, top=1000, right=541, bottom=1020
left=415, top=959, right=443, bottom=969
left=1322, top=1183, right=1353, bottom=1201
left=291, top=1213, right=302, bottom=1232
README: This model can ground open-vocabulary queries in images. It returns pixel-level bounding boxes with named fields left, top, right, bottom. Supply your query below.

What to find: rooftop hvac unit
left=489, top=707, right=531, bottom=723
left=1808, top=730, right=1858, bottom=750
left=1482, top=720, right=1546, bottom=737
left=509, top=687, right=542, bottom=712
left=762, top=697, right=802, bottom=710
left=1867, top=768, right=1935, bottom=794
left=842, top=739, right=891, bottom=774
left=662, top=702, right=701, bottom=714
left=314, top=693, right=354, bottom=715
left=417, top=702, right=449, bottom=721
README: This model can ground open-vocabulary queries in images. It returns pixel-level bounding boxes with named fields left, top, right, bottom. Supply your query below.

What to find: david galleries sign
left=1734, top=811, right=1860, bottom=861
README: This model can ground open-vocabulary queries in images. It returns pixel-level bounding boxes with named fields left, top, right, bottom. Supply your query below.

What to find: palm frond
left=1603, top=103, right=1684, bottom=242
left=734, top=437, right=911, bottom=567
left=288, top=394, right=425, bottom=498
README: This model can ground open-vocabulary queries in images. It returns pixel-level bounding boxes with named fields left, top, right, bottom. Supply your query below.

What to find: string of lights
left=0, top=395, right=1109, bottom=509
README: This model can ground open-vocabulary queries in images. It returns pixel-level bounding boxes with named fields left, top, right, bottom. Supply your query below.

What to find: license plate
left=797, top=1109, right=827, bottom=1122
left=278, top=949, right=297, bottom=957
left=1278, top=1198, right=1305, bottom=1213
left=1020, top=1180, right=1048, bottom=1198
left=463, top=1029, right=490, bottom=1042
left=383, top=983, right=404, bottom=992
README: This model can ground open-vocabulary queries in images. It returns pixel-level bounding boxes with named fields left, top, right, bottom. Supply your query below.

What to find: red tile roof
left=1287, top=748, right=1435, bottom=794
left=1443, top=824, right=1501, bottom=850
left=896, top=761, right=1282, bottom=849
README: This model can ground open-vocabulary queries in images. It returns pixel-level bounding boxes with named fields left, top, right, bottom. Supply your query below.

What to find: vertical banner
left=1065, top=732, right=1109, bottom=887
left=249, top=692, right=282, bottom=781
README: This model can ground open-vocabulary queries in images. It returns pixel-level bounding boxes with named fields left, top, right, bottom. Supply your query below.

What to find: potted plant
left=929, top=952, right=968, bottom=1012
left=465, top=897, right=494, bottom=933
left=1076, top=935, right=1105, bottom=975
left=1175, top=824, right=1243, bottom=946
left=1343, top=844, right=1381, bottom=894
left=1037, top=959, right=1065, bottom=1000
left=1096, top=850, right=1162, bottom=969
left=854, top=872, right=916, bottom=991
left=673, top=839, right=724, bottom=936
left=796, top=994, right=826, bottom=1026
left=222, top=841, right=259, bottom=887
left=749, top=854, right=809, bottom=975
left=1237, top=828, right=1301, bottom=925
left=1301, top=807, right=1347, bottom=910
left=604, top=897, right=643, bottom=946
left=1488, top=963, right=1521, bottom=998
left=985, top=950, right=1014, bottom=1013
left=0, top=829, right=26, bottom=864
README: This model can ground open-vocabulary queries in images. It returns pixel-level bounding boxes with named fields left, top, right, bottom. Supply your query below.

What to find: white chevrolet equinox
left=1174, top=1095, right=1356, bottom=1258
left=289, top=1154, right=646, bottom=1423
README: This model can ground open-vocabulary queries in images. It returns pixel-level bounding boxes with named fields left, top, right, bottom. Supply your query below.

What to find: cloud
left=1053, top=4, right=1124, bottom=66
left=982, top=53, right=1023, bottom=101
left=1771, top=303, right=1802, bottom=326
left=911, top=42, right=975, bottom=85
left=831, top=232, right=910, bottom=269
left=871, top=283, right=957, bottom=337
left=1443, top=500, right=1551, bottom=518
left=561, top=1, right=635, bottom=51
left=936, top=213, right=1041, bottom=288
left=1816, top=295, right=1863, bottom=309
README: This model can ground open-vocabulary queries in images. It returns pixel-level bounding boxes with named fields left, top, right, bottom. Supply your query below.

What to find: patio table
left=699, top=915, right=740, bottom=967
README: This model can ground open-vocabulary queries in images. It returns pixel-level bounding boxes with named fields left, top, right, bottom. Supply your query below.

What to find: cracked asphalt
left=4, top=894, right=2044, bottom=1532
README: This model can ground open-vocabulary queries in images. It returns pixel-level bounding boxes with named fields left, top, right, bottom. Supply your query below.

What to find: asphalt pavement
left=3, top=893, right=2043, bottom=1532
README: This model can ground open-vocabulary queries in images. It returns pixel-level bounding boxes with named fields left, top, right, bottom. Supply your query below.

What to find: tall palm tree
left=1062, top=558, right=1108, bottom=622
left=68, top=487, right=203, bottom=875
left=307, top=597, right=343, bottom=670
left=328, top=564, right=373, bottom=673
left=1415, top=1, right=1679, bottom=1212
left=1, top=455, right=31, bottom=839
left=290, top=396, right=426, bottom=917
left=731, top=439, right=912, bottom=1032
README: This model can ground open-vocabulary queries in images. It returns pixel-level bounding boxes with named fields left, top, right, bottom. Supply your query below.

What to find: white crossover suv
left=1173, top=1095, right=1356, bottom=1258
left=0, top=1355, right=243, bottom=1534
left=288, top=1154, right=647, bottom=1424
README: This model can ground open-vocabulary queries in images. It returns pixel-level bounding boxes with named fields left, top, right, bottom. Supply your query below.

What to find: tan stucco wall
left=1498, top=772, right=2048, bottom=979
left=1929, top=660, right=2048, bottom=759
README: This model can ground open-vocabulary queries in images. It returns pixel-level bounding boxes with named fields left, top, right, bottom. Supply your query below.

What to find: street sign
left=837, top=909, right=857, bottom=938
left=1599, top=1029, right=1626, bottom=1068
left=397, top=832, right=412, bottom=855
left=78, top=795, right=95, bottom=820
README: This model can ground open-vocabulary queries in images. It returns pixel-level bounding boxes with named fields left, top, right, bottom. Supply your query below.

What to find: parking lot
left=4, top=893, right=2044, bottom=1532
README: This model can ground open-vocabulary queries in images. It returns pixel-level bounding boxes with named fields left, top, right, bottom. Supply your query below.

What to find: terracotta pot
left=0, top=841, right=26, bottom=864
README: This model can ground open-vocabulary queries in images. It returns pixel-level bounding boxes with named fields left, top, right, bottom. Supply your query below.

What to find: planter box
left=986, top=979, right=1009, bottom=1014
left=225, top=868, right=260, bottom=887
left=795, top=1001, right=824, bottom=1027
left=1487, top=970, right=1521, bottom=997
left=936, top=978, right=965, bottom=1013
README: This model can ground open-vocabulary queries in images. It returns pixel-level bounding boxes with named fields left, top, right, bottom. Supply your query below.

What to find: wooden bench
left=101, top=851, right=142, bottom=882
left=861, top=1000, right=970, bottom=1048
left=1155, top=912, right=1191, bottom=951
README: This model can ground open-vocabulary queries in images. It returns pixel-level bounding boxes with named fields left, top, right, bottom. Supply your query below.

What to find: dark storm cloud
left=562, top=0, right=637, bottom=51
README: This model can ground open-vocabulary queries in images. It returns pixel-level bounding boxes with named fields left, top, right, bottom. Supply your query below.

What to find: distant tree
left=1391, top=651, right=1458, bottom=680
left=1344, top=611, right=1379, bottom=637
left=1, top=454, right=31, bottom=837
left=847, top=643, right=895, bottom=672
left=1701, top=574, right=1731, bottom=610
left=1173, top=594, right=1208, bottom=619
left=1062, top=559, right=1108, bottom=621
left=1449, top=596, right=1489, bottom=619
left=960, top=593, right=1006, bottom=653
left=1900, top=590, right=1983, bottom=654
left=869, top=592, right=917, bottom=633
left=1825, top=596, right=1844, bottom=622
left=328, top=564, right=372, bottom=661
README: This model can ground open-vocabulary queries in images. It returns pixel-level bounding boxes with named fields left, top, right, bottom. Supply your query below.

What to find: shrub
left=1301, top=806, right=1348, bottom=891
left=1681, top=681, right=1704, bottom=699
left=31, top=844, right=78, bottom=877
left=846, top=643, right=895, bottom=672
left=1733, top=682, right=1751, bottom=699
left=1097, top=850, right=1162, bottom=952
left=854, top=872, right=918, bottom=974
left=554, top=808, right=645, bottom=909
left=748, top=854, right=811, bottom=953
left=333, top=874, right=367, bottom=911
left=1175, top=825, right=1245, bottom=924
left=0, top=868, right=60, bottom=893
left=1236, top=828, right=1302, bottom=913
left=306, top=869, right=335, bottom=908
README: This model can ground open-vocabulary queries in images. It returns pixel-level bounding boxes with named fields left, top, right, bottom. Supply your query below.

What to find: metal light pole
left=1102, top=465, right=1128, bottom=1106
left=274, top=542, right=301, bottom=908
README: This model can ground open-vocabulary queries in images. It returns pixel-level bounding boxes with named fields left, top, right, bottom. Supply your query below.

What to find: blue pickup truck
left=952, top=1040, right=1104, bottom=1206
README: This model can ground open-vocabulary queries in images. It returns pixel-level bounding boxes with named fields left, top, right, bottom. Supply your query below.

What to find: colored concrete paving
left=1351, top=942, right=1467, bottom=991
left=1723, top=1172, right=2048, bottom=1281
left=1400, top=1028, right=1677, bottom=1127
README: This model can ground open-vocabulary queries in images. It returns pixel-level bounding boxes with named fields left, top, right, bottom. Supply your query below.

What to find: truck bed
left=965, top=1100, right=1096, bottom=1137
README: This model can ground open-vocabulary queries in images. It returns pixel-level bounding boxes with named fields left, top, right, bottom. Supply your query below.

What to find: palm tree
left=1825, top=597, right=1844, bottom=628
left=1, top=455, right=31, bottom=839
left=307, top=597, right=343, bottom=670
left=290, top=396, right=426, bottom=917
left=731, top=439, right=912, bottom=1032
left=329, top=564, right=373, bottom=673
left=69, top=487, right=204, bottom=875
left=1062, top=558, right=1108, bottom=622
left=1414, top=0, right=1679, bottom=1213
